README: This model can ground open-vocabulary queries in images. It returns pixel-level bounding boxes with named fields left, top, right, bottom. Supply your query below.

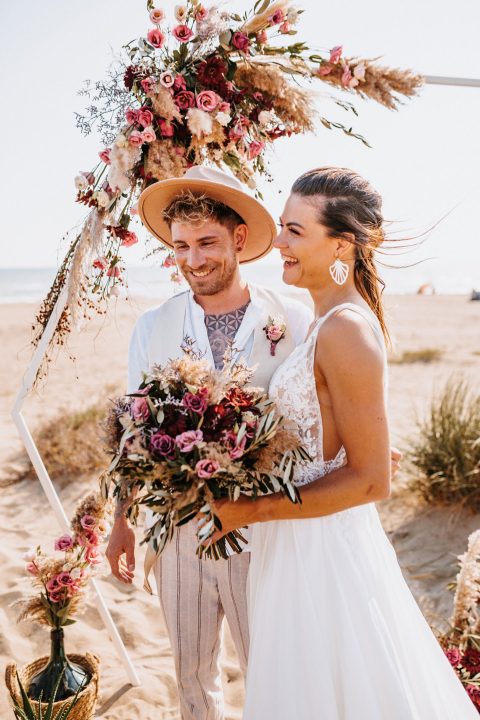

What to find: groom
left=106, top=166, right=313, bottom=720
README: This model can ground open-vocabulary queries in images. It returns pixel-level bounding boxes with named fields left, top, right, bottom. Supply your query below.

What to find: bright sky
left=2, top=0, right=480, bottom=290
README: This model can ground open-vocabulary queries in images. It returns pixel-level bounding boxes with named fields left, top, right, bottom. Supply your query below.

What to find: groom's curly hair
left=163, top=190, right=245, bottom=235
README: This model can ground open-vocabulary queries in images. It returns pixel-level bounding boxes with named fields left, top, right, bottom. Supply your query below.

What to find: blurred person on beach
left=210, top=167, right=477, bottom=719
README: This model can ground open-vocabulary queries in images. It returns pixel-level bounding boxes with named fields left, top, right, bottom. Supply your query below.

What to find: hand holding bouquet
left=100, top=344, right=309, bottom=559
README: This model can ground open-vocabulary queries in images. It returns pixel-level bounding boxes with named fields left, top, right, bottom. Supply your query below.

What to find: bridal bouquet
left=100, top=344, right=308, bottom=559
left=33, top=0, right=423, bottom=381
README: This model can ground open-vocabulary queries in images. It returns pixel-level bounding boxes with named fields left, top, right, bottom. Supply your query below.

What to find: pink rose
left=158, top=118, right=175, bottom=137
left=141, top=76, right=155, bottom=94
left=131, top=396, right=150, bottom=422
left=173, top=74, right=187, bottom=92
left=147, top=28, right=165, bottom=48
left=162, top=254, right=176, bottom=268
left=120, top=230, right=138, bottom=247
left=228, top=123, right=247, bottom=141
left=317, top=64, right=333, bottom=77
left=195, top=459, right=220, bottom=478
left=341, top=65, right=358, bottom=88
left=26, top=561, right=39, bottom=575
left=137, top=107, right=154, bottom=128
left=174, top=90, right=195, bottom=110
left=80, top=515, right=96, bottom=531
left=142, top=127, right=156, bottom=143
left=54, top=534, right=74, bottom=552
left=149, top=8, right=165, bottom=24
left=268, top=9, right=285, bottom=25
left=329, top=45, right=343, bottom=64
left=267, top=325, right=284, bottom=341
left=279, top=21, right=290, bottom=33
left=195, top=5, right=208, bottom=21
left=160, top=70, right=175, bottom=88
left=107, top=266, right=121, bottom=278
left=150, top=431, right=176, bottom=458
left=196, top=90, right=220, bottom=113
left=85, top=547, right=102, bottom=566
left=48, top=589, right=64, bottom=604
left=172, top=24, right=194, bottom=43
left=445, top=648, right=462, bottom=667
left=175, top=429, right=204, bottom=453
left=256, top=30, right=268, bottom=44
left=125, top=108, right=139, bottom=125
left=46, top=577, right=60, bottom=593
left=247, top=140, right=265, bottom=160
left=218, top=101, right=230, bottom=113
left=183, top=392, right=208, bottom=415
left=57, top=571, right=75, bottom=587
left=232, top=32, right=250, bottom=52
left=128, top=129, right=144, bottom=146
left=98, top=148, right=111, bottom=164
left=78, top=529, right=100, bottom=547
left=93, top=256, right=108, bottom=270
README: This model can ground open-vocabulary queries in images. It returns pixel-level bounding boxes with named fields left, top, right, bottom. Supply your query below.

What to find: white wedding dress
left=244, top=302, right=476, bottom=719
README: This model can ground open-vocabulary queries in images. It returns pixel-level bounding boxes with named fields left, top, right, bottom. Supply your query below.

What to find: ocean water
left=0, top=260, right=478, bottom=304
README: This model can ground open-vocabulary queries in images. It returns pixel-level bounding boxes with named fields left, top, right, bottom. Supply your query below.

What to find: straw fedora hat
left=138, top=166, right=276, bottom=264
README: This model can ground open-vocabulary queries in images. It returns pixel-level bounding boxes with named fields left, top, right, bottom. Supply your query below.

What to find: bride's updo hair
left=292, top=167, right=390, bottom=343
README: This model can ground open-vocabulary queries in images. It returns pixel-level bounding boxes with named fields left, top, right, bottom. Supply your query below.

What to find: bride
left=212, top=167, right=477, bottom=718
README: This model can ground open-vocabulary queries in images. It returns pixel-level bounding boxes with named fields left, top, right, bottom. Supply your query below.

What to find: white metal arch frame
left=11, top=72, right=478, bottom=687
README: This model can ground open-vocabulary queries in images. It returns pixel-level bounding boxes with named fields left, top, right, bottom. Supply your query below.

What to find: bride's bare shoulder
left=315, top=306, right=384, bottom=374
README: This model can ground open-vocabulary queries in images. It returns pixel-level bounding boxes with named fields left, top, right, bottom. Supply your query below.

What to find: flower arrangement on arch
left=440, top=529, right=480, bottom=711
left=32, top=0, right=423, bottom=383
left=100, top=342, right=309, bottom=560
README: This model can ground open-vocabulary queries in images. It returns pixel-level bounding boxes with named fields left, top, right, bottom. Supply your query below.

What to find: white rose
left=22, top=548, right=37, bottom=562
left=95, top=189, right=110, bottom=208
left=287, top=8, right=299, bottom=24
left=215, top=111, right=231, bottom=127
left=258, top=110, right=274, bottom=127
left=174, top=5, right=187, bottom=21
left=74, top=174, right=88, bottom=191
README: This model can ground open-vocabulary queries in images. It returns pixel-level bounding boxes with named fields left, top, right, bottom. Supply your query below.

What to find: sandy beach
left=1, top=292, right=479, bottom=718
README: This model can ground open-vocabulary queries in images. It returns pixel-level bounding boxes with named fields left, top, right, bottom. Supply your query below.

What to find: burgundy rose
left=150, top=431, right=176, bottom=458
left=173, top=74, right=187, bottom=92
left=158, top=118, right=175, bottom=137
left=183, top=392, right=208, bottom=415
left=124, top=65, right=136, bottom=90
left=463, top=648, right=480, bottom=673
left=174, top=90, right=196, bottom=110
left=232, top=32, right=250, bottom=52
left=197, top=55, right=227, bottom=87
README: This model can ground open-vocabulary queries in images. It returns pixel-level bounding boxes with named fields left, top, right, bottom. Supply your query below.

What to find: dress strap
left=315, top=302, right=385, bottom=354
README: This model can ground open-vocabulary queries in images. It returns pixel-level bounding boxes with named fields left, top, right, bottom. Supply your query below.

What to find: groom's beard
left=182, top=253, right=238, bottom=297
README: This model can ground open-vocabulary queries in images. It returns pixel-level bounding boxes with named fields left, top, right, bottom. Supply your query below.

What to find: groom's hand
left=106, top=516, right=136, bottom=584
left=390, top=446, right=402, bottom=478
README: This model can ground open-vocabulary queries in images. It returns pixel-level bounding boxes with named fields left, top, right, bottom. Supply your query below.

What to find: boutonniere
left=263, top=315, right=287, bottom=356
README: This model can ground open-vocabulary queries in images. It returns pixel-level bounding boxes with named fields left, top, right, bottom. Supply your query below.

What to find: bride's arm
left=213, top=311, right=391, bottom=532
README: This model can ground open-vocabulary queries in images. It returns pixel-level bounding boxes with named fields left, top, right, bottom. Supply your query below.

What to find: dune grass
left=390, top=348, right=444, bottom=364
left=15, top=404, right=110, bottom=486
left=406, top=377, right=480, bottom=511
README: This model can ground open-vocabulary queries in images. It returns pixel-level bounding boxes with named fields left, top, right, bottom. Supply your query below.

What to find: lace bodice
left=269, top=303, right=388, bottom=487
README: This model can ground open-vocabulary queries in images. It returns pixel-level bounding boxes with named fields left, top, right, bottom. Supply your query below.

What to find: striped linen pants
left=154, top=522, right=250, bottom=720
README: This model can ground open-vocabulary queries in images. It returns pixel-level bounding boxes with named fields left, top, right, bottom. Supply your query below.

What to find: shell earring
left=329, top=254, right=349, bottom=285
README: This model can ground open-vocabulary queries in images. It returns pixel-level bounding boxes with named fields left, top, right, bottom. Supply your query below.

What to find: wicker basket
left=5, top=652, right=100, bottom=719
